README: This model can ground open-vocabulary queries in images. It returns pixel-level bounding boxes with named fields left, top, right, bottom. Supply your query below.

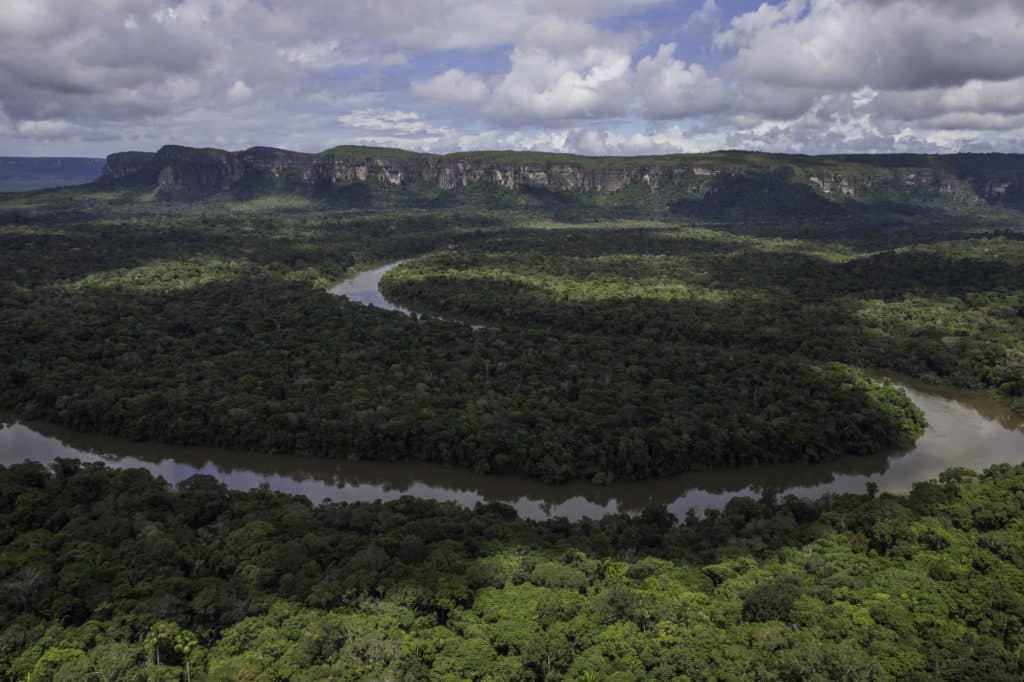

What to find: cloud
left=337, top=110, right=444, bottom=136
left=486, top=44, right=633, bottom=122
left=871, top=78, right=1024, bottom=126
left=411, top=69, right=489, bottom=103
left=331, top=108, right=575, bottom=153
left=278, top=40, right=352, bottom=69
left=921, top=112, right=1024, bottom=132
left=719, top=0, right=1024, bottom=91
left=336, top=0, right=664, bottom=52
left=0, top=0, right=675, bottom=153
left=1, top=0, right=1024, bottom=156
left=15, top=118, right=75, bottom=139
left=227, top=80, right=254, bottom=102
left=484, top=41, right=732, bottom=124
left=564, top=126, right=727, bottom=155
left=633, top=44, right=734, bottom=118
left=683, top=0, right=722, bottom=35
left=713, top=0, right=808, bottom=51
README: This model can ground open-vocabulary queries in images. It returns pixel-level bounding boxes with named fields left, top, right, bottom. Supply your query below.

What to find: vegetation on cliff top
left=90, top=144, right=1024, bottom=216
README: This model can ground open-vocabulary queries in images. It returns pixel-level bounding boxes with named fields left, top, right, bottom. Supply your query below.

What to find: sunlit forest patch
left=5, top=460, right=1024, bottom=680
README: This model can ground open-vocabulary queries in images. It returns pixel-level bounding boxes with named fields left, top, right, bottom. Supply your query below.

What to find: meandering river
left=1, top=262, right=1021, bottom=521
left=329, top=261, right=413, bottom=315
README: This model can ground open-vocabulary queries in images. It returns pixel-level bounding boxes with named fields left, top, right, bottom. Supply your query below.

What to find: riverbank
left=3, top=378, right=1021, bottom=520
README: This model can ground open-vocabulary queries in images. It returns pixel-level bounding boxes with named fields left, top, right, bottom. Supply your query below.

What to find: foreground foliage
left=4, top=460, right=1024, bottom=680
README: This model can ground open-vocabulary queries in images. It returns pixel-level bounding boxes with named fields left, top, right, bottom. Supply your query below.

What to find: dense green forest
left=5, top=459, right=1024, bottom=680
left=381, top=226, right=1024, bottom=411
left=0, top=190, right=958, bottom=482
left=1, top=150, right=1023, bottom=680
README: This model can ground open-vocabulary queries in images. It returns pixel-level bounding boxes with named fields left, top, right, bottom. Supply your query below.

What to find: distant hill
left=0, top=157, right=106, bottom=192
left=95, top=144, right=1024, bottom=219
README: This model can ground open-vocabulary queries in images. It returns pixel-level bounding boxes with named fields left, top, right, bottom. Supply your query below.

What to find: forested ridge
left=5, top=460, right=1024, bottom=680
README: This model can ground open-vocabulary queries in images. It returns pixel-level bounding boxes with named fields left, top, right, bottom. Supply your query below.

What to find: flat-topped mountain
left=99, top=144, right=1024, bottom=217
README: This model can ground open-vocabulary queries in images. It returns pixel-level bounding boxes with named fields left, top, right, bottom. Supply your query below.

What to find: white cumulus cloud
left=411, top=69, right=489, bottom=103
left=227, top=80, right=253, bottom=102
left=719, top=0, right=1024, bottom=90
left=2, top=0, right=1024, bottom=156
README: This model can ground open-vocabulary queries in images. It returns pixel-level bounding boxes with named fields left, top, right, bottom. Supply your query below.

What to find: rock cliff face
left=102, top=152, right=159, bottom=181
left=99, top=145, right=1024, bottom=211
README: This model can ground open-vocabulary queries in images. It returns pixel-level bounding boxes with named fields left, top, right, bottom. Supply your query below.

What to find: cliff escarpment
left=98, top=144, right=1024, bottom=216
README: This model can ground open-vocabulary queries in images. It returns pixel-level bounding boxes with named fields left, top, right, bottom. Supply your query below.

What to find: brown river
left=1, top=263, right=1021, bottom=521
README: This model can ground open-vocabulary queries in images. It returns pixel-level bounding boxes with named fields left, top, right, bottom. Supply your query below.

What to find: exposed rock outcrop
left=99, top=144, right=1024, bottom=211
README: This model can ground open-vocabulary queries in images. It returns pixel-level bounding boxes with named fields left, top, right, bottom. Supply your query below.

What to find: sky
left=2, top=0, right=1024, bottom=158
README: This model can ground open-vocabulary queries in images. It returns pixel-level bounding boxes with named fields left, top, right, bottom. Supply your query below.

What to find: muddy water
left=329, top=261, right=413, bottom=315
left=330, top=259, right=485, bottom=329
left=3, top=265, right=1020, bottom=521
left=2, top=379, right=1021, bottom=521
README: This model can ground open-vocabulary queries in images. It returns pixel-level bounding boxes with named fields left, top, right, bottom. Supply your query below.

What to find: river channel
left=1, top=261, right=1021, bottom=521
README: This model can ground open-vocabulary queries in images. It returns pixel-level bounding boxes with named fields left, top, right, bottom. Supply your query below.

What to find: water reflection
left=329, top=259, right=485, bottom=330
left=329, top=261, right=413, bottom=315
left=2, top=381, right=1021, bottom=521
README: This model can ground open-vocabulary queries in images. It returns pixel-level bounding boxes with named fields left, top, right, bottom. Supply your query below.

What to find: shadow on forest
left=0, top=212, right=488, bottom=287
left=384, top=226, right=1023, bottom=407
left=1, top=261, right=921, bottom=484
left=435, top=225, right=1023, bottom=300
left=2, top=213, right=1019, bottom=486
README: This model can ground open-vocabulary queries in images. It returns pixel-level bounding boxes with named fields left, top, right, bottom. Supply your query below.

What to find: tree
left=144, top=620, right=180, bottom=669
left=174, top=629, right=201, bottom=682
